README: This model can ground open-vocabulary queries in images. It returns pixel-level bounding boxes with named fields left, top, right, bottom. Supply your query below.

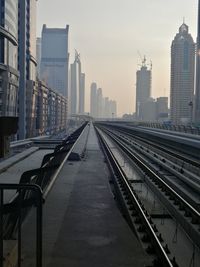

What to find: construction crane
left=137, top=50, right=152, bottom=70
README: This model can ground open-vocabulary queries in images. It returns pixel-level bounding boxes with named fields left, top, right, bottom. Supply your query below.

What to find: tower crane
left=137, top=50, right=152, bottom=69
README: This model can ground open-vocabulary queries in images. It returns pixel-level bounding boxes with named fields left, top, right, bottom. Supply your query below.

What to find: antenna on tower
left=142, top=55, right=146, bottom=66
left=137, top=51, right=147, bottom=67
left=137, top=51, right=152, bottom=69
left=75, top=49, right=80, bottom=63
left=150, top=60, right=152, bottom=70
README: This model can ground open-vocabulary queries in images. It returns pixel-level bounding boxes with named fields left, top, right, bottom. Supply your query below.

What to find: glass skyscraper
left=40, top=25, right=69, bottom=97
left=0, top=0, right=19, bottom=118
left=195, top=0, right=200, bottom=124
left=170, top=23, right=195, bottom=125
left=70, top=51, right=85, bottom=115
left=18, top=0, right=38, bottom=139
left=135, top=58, right=152, bottom=119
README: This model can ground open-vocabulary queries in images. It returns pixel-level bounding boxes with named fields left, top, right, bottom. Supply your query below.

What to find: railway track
left=95, top=125, right=200, bottom=267
left=97, top=125, right=200, bottom=209
left=96, top=128, right=176, bottom=267
left=103, top=123, right=200, bottom=161
left=112, top=127, right=200, bottom=169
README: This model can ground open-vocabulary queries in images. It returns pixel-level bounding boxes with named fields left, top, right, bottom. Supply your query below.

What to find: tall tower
left=41, top=25, right=69, bottom=97
left=135, top=57, right=152, bottom=118
left=18, top=0, right=38, bottom=139
left=90, top=83, right=97, bottom=118
left=170, top=23, right=195, bottom=125
left=70, top=50, right=84, bottom=115
left=97, top=88, right=103, bottom=118
left=0, top=0, right=19, bottom=118
left=0, top=0, right=19, bottom=156
left=36, top=37, right=41, bottom=78
left=194, top=0, right=200, bottom=124
left=79, top=73, right=85, bottom=114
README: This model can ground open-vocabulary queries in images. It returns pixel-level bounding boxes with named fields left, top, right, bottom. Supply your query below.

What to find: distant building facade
left=0, top=0, right=19, bottom=118
left=36, top=81, right=67, bottom=136
left=90, top=82, right=117, bottom=119
left=90, top=82, right=97, bottom=117
left=18, top=0, right=38, bottom=139
left=170, top=23, right=195, bottom=125
left=40, top=25, right=69, bottom=97
left=97, top=88, right=103, bottom=118
left=36, top=37, right=41, bottom=78
left=140, top=98, right=157, bottom=121
left=135, top=58, right=151, bottom=119
left=195, top=0, right=200, bottom=124
left=70, top=51, right=85, bottom=115
left=104, top=97, right=110, bottom=118
left=110, top=100, right=117, bottom=118
left=137, top=96, right=168, bottom=122
left=79, top=73, right=85, bottom=114
left=156, top=97, right=168, bottom=121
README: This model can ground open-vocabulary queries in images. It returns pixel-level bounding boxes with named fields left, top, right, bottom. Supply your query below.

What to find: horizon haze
left=37, top=0, right=198, bottom=116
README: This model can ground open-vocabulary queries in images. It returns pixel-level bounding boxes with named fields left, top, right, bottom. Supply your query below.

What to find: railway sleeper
left=106, top=131, right=200, bottom=236
left=115, top=132, right=200, bottom=193
left=143, top=174, right=200, bottom=248
left=96, top=127, right=179, bottom=266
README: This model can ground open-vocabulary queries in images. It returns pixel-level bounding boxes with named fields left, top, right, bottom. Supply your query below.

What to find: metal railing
left=0, top=122, right=88, bottom=266
left=0, top=184, right=43, bottom=267
left=139, top=122, right=200, bottom=135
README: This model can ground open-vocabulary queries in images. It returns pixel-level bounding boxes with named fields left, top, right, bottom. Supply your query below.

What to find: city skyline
left=37, top=0, right=198, bottom=116
left=90, top=83, right=117, bottom=119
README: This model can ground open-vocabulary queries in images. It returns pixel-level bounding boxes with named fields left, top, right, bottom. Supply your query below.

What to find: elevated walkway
left=22, top=124, right=150, bottom=266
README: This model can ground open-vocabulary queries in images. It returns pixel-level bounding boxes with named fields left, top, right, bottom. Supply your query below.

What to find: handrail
left=0, top=122, right=88, bottom=266
left=0, top=184, right=43, bottom=267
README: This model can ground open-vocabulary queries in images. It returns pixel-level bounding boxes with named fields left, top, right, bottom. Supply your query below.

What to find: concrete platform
left=0, top=149, right=53, bottom=202
left=21, top=124, right=150, bottom=266
left=0, top=147, right=39, bottom=174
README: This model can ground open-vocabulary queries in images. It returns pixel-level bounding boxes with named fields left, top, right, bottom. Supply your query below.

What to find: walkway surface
left=22, top=124, right=151, bottom=266
left=0, top=148, right=53, bottom=202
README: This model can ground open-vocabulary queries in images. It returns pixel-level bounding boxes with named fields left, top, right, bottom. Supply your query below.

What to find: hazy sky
left=37, top=0, right=198, bottom=116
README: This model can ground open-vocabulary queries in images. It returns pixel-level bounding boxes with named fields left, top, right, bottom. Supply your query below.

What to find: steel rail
left=101, top=127, right=200, bottom=220
left=102, top=127, right=200, bottom=196
left=111, top=126, right=200, bottom=168
left=96, top=128, right=174, bottom=267
left=99, top=122, right=200, bottom=161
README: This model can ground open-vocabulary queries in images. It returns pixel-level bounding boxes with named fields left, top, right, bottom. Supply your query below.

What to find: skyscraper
left=0, top=0, right=19, bottom=118
left=135, top=57, right=151, bottom=119
left=70, top=51, right=85, bottom=115
left=36, top=37, right=41, bottom=78
left=97, top=88, right=103, bottom=118
left=170, top=23, right=195, bottom=125
left=140, top=98, right=157, bottom=121
left=90, top=82, right=98, bottom=118
left=80, top=73, right=85, bottom=114
left=110, top=100, right=117, bottom=118
left=18, top=0, right=38, bottom=139
left=156, top=97, right=168, bottom=121
left=194, top=0, right=200, bottom=124
left=40, top=25, right=69, bottom=97
left=0, top=0, right=19, bottom=155
left=104, top=97, right=110, bottom=118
